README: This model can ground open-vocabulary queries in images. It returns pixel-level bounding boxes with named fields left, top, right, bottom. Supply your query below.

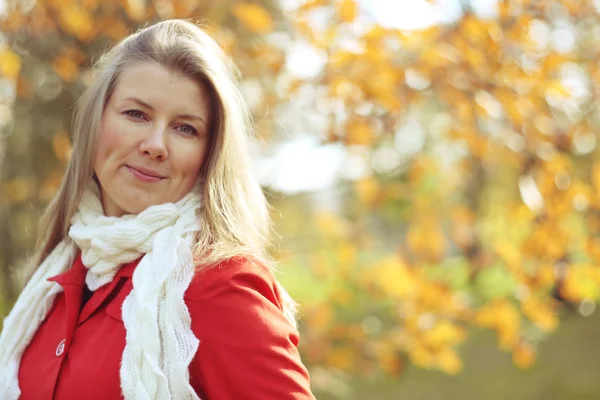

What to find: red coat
left=18, top=254, right=315, bottom=399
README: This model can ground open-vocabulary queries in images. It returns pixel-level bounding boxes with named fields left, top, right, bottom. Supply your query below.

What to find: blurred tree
left=281, top=0, right=600, bottom=388
left=2, top=0, right=600, bottom=396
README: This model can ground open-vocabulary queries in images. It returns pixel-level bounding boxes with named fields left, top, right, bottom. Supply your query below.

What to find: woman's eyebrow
left=124, top=96, right=206, bottom=124
left=177, top=113, right=206, bottom=124
left=125, top=96, right=154, bottom=110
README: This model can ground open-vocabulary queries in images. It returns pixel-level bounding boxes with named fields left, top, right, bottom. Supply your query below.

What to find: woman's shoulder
left=184, top=257, right=282, bottom=306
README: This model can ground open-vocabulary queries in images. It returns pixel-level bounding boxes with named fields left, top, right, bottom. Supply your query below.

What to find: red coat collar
left=47, top=251, right=140, bottom=287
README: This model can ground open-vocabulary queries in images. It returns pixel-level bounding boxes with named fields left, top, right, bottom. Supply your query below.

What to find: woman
left=0, top=19, right=315, bottom=399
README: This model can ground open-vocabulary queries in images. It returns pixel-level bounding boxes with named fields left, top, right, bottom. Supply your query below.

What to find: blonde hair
left=32, top=20, right=277, bottom=281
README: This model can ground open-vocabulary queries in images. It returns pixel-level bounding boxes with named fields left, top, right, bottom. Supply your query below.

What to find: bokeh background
left=2, top=0, right=600, bottom=398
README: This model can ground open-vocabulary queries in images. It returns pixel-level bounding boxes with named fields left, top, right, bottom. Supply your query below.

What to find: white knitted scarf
left=0, top=183, right=203, bottom=399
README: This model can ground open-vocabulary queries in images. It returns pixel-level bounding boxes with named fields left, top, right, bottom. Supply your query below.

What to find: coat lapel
left=48, top=252, right=141, bottom=326
left=78, top=260, right=139, bottom=325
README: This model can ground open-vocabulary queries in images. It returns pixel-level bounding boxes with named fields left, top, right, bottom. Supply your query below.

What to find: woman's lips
left=126, top=165, right=165, bottom=182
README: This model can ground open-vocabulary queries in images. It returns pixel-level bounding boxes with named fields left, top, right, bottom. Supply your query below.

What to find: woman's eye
left=177, top=124, right=198, bottom=136
left=124, top=109, right=146, bottom=120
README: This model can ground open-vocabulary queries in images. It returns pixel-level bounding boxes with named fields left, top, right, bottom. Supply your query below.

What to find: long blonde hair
left=32, top=20, right=275, bottom=276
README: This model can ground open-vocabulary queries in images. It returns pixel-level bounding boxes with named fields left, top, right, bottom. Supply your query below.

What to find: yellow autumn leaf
left=406, top=219, right=447, bottom=262
left=542, top=53, right=568, bottom=73
left=372, top=256, right=415, bottom=299
left=464, top=46, right=486, bottom=70
left=375, top=90, right=402, bottom=111
left=545, top=81, right=571, bottom=99
left=463, top=131, right=489, bottom=158
left=313, top=26, right=338, bottom=49
left=0, top=47, right=22, bottom=79
left=513, top=342, right=536, bottom=368
left=436, top=347, right=462, bottom=375
left=561, top=264, right=600, bottom=302
left=336, top=242, right=356, bottom=267
left=536, top=263, right=556, bottom=289
left=52, top=130, right=73, bottom=162
left=475, top=299, right=520, bottom=334
left=354, top=177, right=379, bottom=206
left=363, top=66, right=402, bottom=110
left=492, top=302, right=522, bottom=350
left=460, top=14, right=487, bottom=44
left=364, top=25, right=387, bottom=41
left=337, top=0, right=358, bottom=23
left=297, top=0, right=329, bottom=13
left=498, top=324, right=520, bottom=350
left=346, top=118, right=373, bottom=146
left=422, top=320, right=467, bottom=349
left=329, top=76, right=357, bottom=99
left=53, top=54, right=79, bottom=82
left=397, top=27, right=438, bottom=50
left=420, top=46, right=447, bottom=69
left=508, top=106, right=526, bottom=128
left=494, top=241, right=521, bottom=271
left=521, top=297, right=558, bottom=332
left=329, top=50, right=354, bottom=69
left=314, top=212, right=350, bottom=237
left=378, top=349, right=403, bottom=376
left=232, top=3, right=273, bottom=34
left=409, top=343, right=435, bottom=368
left=59, top=7, right=94, bottom=41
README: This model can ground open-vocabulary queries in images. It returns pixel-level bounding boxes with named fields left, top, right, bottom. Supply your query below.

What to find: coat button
left=55, top=339, right=66, bottom=356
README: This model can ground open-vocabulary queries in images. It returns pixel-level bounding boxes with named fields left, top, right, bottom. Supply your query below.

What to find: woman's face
left=94, top=62, right=212, bottom=217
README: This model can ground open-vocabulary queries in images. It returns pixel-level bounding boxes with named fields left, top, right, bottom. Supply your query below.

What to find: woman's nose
left=139, top=125, right=168, bottom=160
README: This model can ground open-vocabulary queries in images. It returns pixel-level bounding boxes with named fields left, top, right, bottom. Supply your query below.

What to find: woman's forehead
left=111, top=62, right=211, bottom=117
